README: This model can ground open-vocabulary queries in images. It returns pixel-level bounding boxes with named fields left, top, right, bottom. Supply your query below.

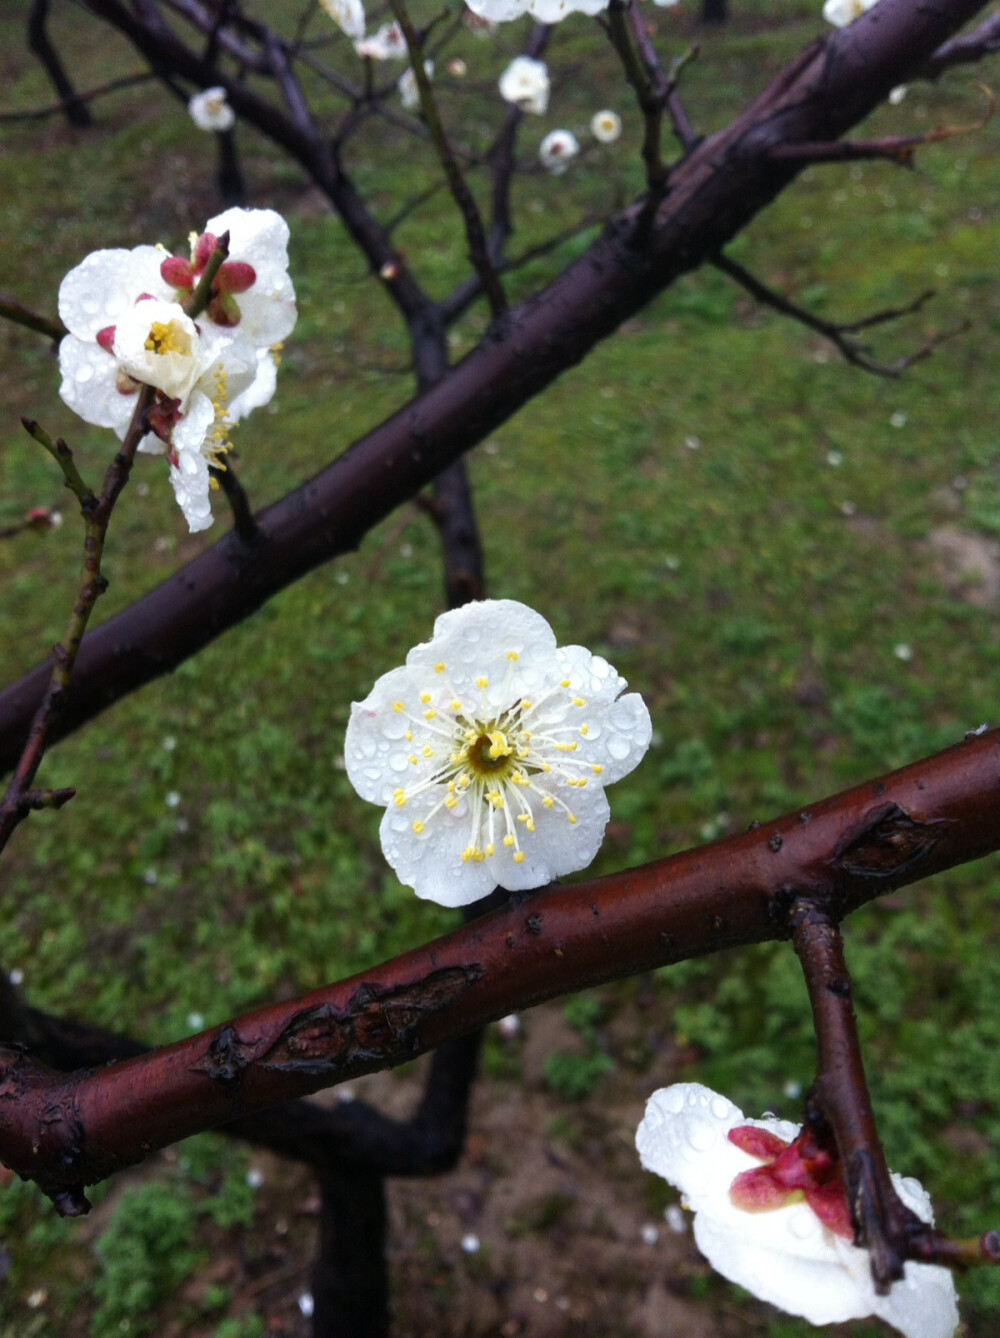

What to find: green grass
left=1, top=0, right=999, bottom=1333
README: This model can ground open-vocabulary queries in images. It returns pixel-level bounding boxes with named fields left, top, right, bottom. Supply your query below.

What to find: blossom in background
left=320, top=0, right=365, bottom=40
left=539, top=129, right=580, bottom=175
left=465, top=0, right=608, bottom=23
left=399, top=61, right=434, bottom=110
left=498, top=56, right=550, bottom=115
left=590, top=109, right=621, bottom=143
left=188, top=86, right=235, bottom=132
left=344, top=599, right=651, bottom=906
left=636, top=1083, right=959, bottom=1338
left=822, top=0, right=876, bottom=26
left=355, top=22, right=407, bottom=59
left=57, top=208, right=296, bottom=532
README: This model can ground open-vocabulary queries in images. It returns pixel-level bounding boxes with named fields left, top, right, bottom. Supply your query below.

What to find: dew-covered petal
left=58, top=336, right=136, bottom=435
left=169, top=445, right=214, bottom=532
left=379, top=799, right=497, bottom=907
left=499, top=779, right=610, bottom=889
left=407, top=599, right=558, bottom=696
left=58, top=246, right=168, bottom=339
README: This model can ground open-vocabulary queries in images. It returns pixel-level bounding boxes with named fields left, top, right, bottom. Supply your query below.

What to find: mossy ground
left=0, top=1, right=999, bottom=1334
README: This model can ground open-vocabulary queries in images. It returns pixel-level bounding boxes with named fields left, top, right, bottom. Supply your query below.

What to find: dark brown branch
left=0, top=70, right=154, bottom=123
left=714, top=253, right=948, bottom=376
left=27, top=0, right=94, bottom=127
left=919, top=11, right=1000, bottom=78
left=791, top=904, right=920, bottom=1290
left=1, top=0, right=991, bottom=773
left=0, top=293, right=67, bottom=342
left=1, top=728, right=997, bottom=1211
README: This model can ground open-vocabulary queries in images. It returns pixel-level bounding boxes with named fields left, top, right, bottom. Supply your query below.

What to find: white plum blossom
left=822, top=0, right=876, bottom=26
left=466, top=0, right=607, bottom=22
left=539, top=129, right=580, bottom=175
left=398, top=62, right=434, bottom=110
left=498, top=57, right=550, bottom=115
left=355, top=21, right=406, bottom=59
left=345, top=600, right=652, bottom=906
left=188, top=87, right=235, bottom=132
left=57, top=208, right=296, bottom=532
left=320, top=0, right=365, bottom=40
left=636, top=1084, right=959, bottom=1338
left=590, top=109, right=622, bottom=143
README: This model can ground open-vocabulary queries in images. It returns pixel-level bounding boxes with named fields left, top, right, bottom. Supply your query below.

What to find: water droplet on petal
left=607, top=735, right=630, bottom=760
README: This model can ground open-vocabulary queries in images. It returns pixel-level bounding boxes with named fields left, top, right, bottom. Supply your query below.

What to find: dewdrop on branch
left=636, top=1083, right=959, bottom=1338
left=344, top=600, right=652, bottom=906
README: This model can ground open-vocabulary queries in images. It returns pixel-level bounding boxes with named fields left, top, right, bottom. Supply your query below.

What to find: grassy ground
left=1, top=0, right=999, bottom=1334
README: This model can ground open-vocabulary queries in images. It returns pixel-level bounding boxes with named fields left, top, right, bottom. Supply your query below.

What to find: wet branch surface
left=2, top=0, right=991, bottom=775
left=1, top=728, right=997, bottom=1212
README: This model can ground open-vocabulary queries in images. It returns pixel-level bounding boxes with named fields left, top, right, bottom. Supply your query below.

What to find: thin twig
left=0, top=70, right=155, bottom=123
left=714, top=252, right=961, bottom=376
left=0, top=294, right=67, bottom=342
left=387, top=0, right=506, bottom=317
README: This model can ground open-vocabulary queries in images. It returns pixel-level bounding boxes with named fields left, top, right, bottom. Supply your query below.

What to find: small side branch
left=0, top=295, right=67, bottom=343
left=27, top=0, right=94, bottom=128
left=714, top=253, right=960, bottom=376
left=388, top=0, right=506, bottom=317
left=0, top=71, right=155, bottom=124
left=790, top=903, right=1000, bottom=1285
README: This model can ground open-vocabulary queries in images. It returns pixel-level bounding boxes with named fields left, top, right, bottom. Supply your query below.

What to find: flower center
left=467, top=728, right=516, bottom=777
left=144, top=320, right=193, bottom=358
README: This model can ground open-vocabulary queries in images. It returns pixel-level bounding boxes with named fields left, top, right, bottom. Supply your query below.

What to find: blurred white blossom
left=590, top=109, right=621, bottom=143
left=539, top=129, right=580, bottom=175
left=499, top=56, right=550, bottom=115
left=188, top=87, right=235, bottom=132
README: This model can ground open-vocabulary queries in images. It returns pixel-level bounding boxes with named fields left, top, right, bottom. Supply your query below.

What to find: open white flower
left=466, top=0, right=608, bottom=22
left=320, top=0, right=365, bottom=40
left=345, top=600, right=651, bottom=906
left=355, top=21, right=406, bottom=59
left=57, top=208, right=296, bottom=532
left=822, top=0, right=877, bottom=26
left=539, top=129, right=580, bottom=175
left=398, top=61, right=434, bottom=109
left=498, top=56, right=550, bottom=115
left=590, top=109, right=621, bottom=143
left=188, top=87, right=235, bottom=132
left=636, top=1083, right=959, bottom=1338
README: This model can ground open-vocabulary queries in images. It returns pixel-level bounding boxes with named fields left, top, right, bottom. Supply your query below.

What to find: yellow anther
left=393, top=702, right=405, bottom=714
left=592, top=764, right=604, bottom=775
left=407, top=754, right=418, bottom=766
left=555, top=742, right=578, bottom=753
left=485, top=843, right=495, bottom=856
left=568, top=812, right=578, bottom=825
left=462, top=847, right=475, bottom=863
left=560, top=679, right=571, bottom=689
left=541, top=763, right=552, bottom=773
left=464, top=729, right=478, bottom=744
left=450, top=700, right=462, bottom=712
left=486, top=730, right=513, bottom=761
left=475, top=675, right=489, bottom=689
left=424, top=709, right=436, bottom=720
left=506, top=651, right=519, bottom=661
left=520, top=701, right=532, bottom=711
left=412, top=820, right=425, bottom=834
left=503, top=834, right=516, bottom=848
left=580, top=725, right=589, bottom=736
left=516, top=813, right=529, bottom=824
left=572, top=697, right=586, bottom=708
left=422, top=746, right=434, bottom=758
left=405, top=730, right=414, bottom=742
left=420, top=692, right=432, bottom=704
left=393, top=789, right=407, bottom=807
left=457, top=775, right=471, bottom=790
left=445, top=795, right=458, bottom=810
left=568, top=778, right=588, bottom=788
left=473, top=848, right=486, bottom=862
left=144, top=320, right=191, bottom=356
left=487, top=791, right=504, bottom=808
left=435, top=661, right=446, bottom=673
left=511, top=772, right=530, bottom=786
left=526, top=819, right=535, bottom=832
left=513, top=851, right=526, bottom=864
left=542, top=796, right=555, bottom=809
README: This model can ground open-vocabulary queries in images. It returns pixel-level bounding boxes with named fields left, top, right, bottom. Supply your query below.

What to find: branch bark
left=1, top=727, right=996, bottom=1211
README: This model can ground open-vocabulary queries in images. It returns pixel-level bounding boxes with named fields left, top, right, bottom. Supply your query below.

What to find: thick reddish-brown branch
left=1, top=729, right=996, bottom=1213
